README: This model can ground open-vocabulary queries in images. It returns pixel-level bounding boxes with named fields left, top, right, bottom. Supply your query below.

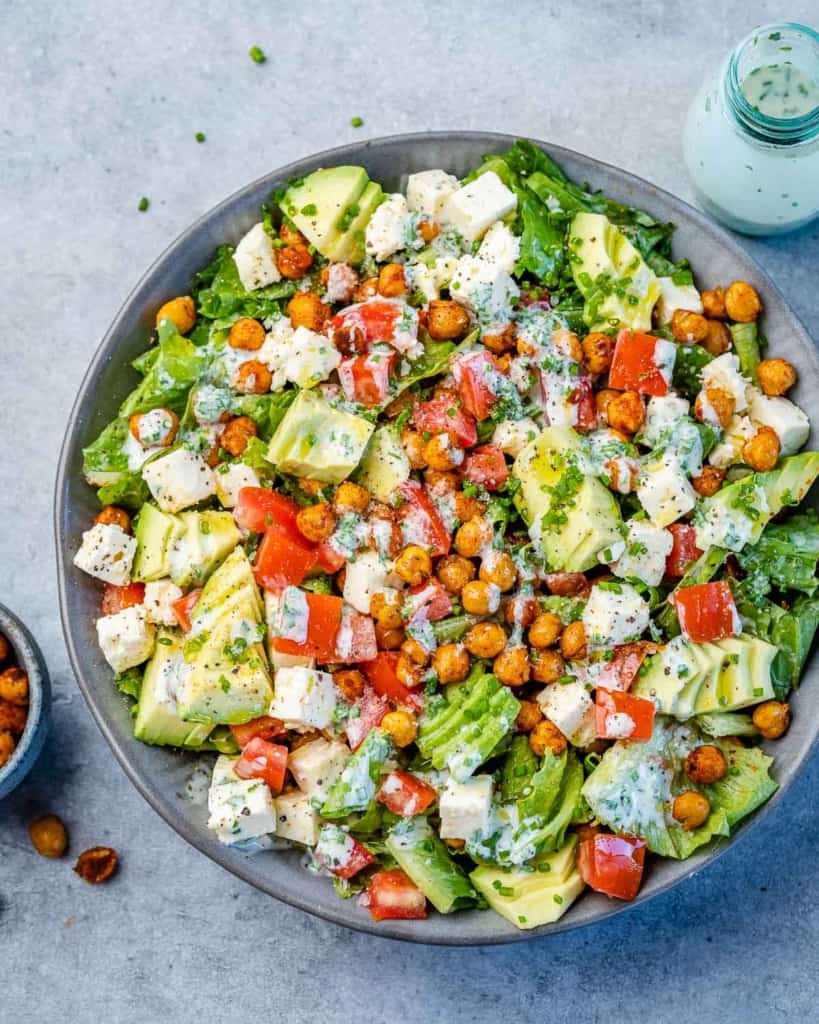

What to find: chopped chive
left=137, top=196, right=149, bottom=212
left=195, top=131, right=206, bottom=143
left=249, top=46, right=266, bottom=64
left=350, top=115, right=364, bottom=128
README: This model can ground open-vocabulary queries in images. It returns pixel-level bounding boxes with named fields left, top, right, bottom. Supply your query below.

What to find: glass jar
left=683, top=22, right=819, bottom=235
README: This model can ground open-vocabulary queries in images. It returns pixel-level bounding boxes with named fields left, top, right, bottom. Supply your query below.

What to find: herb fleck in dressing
left=742, top=63, right=819, bottom=119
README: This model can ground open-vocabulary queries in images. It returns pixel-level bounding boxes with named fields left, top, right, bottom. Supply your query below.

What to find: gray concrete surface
left=2, top=1, right=819, bottom=1021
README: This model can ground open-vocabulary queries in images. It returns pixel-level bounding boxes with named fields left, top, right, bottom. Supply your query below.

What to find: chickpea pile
left=0, top=631, right=29, bottom=769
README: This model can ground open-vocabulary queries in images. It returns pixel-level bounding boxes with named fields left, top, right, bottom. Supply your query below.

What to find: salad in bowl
left=72, top=140, right=819, bottom=929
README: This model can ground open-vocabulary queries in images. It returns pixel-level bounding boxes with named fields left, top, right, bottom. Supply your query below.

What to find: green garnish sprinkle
left=195, top=132, right=206, bottom=143
left=249, top=46, right=266, bottom=64
left=137, top=197, right=149, bottom=212
left=350, top=116, right=364, bottom=128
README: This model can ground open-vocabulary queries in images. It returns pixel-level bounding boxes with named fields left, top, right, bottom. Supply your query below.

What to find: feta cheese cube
left=365, top=193, right=409, bottom=262
left=142, top=448, right=216, bottom=513
left=583, top=582, right=650, bottom=647
left=537, top=681, right=595, bottom=744
left=274, top=790, right=320, bottom=845
left=233, top=222, right=281, bottom=291
left=406, top=169, right=460, bottom=218
left=263, top=592, right=315, bottom=669
left=143, top=580, right=183, bottom=626
left=611, top=520, right=673, bottom=587
left=343, top=550, right=392, bottom=614
left=449, top=252, right=519, bottom=330
left=708, top=414, right=755, bottom=468
left=748, top=391, right=810, bottom=456
left=701, top=353, right=752, bottom=412
left=73, top=522, right=137, bottom=586
left=288, top=737, right=350, bottom=800
left=478, top=221, right=520, bottom=273
left=207, top=755, right=278, bottom=844
left=214, top=463, right=261, bottom=508
left=439, top=775, right=494, bottom=840
left=96, top=605, right=156, bottom=672
left=655, top=277, right=703, bottom=326
left=255, top=316, right=294, bottom=391
left=440, top=171, right=517, bottom=243
left=492, top=417, right=540, bottom=458
left=636, top=457, right=697, bottom=527
left=643, top=394, right=690, bottom=447
left=405, top=255, right=459, bottom=302
left=284, top=326, right=341, bottom=388
left=269, top=665, right=336, bottom=730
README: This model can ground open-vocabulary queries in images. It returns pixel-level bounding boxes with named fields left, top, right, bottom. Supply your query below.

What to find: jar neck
left=723, top=22, right=819, bottom=146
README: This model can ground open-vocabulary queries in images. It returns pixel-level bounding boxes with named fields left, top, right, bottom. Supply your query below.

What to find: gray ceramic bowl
left=55, top=132, right=819, bottom=944
left=0, top=604, right=50, bottom=799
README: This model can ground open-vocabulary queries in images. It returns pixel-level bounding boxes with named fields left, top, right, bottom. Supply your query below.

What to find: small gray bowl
left=0, top=604, right=51, bottom=800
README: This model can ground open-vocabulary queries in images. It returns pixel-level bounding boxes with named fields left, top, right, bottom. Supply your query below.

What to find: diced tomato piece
left=101, top=582, right=145, bottom=616
left=345, top=686, right=389, bottom=750
left=396, top=480, right=451, bottom=556
left=569, top=374, right=598, bottom=431
left=172, top=589, right=202, bottom=632
left=595, top=687, right=656, bottom=741
left=233, top=737, right=288, bottom=794
left=337, top=608, right=378, bottom=663
left=578, top=833, right=647, bottom=901
left=595, top=643, right=659, bottom=692
left=406, top=581, right=453, bottom=623
left=367, top=869, right=428, bottom=921
left=545, top=572, right=590, bottom=597
left=329, top=299, right=418, bottom=351
left=363, top=652, right=424, bottom=711
left=255, top=526, right=318, bottom=593
left=377, top=770, right=438, bottom=817
left=316, top=832, right=376, bottom=879
left=273, top=591, right=343, bottom=663
left=230, top=715, right=286, bottom=748
left=609, top=329, right=675, bottom=397
left=453, top=350, right=500, bottom=421
left=316, top=540, right=346, bottom=573
left=672, top=580, right=739, bottom=643
left=665, top=524, right=702, bottom=578
left=411, top=395, right=477, bottom=449
left=463, top=444, right=509, bottom=491
left=338, top=349, right=397, bottom=407
left=234, top=487, right=301, bottom=535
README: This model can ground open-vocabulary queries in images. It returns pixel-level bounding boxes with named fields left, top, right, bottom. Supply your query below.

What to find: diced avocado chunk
left=189, top=547, right=263, bottom=636
left=134, top=632, right=214, bottom=747
left=471, top=835, right=584, bottom=930
left=514, top=426, right=622, bottom=572
left=282, top=166, right=370, bottom=259
left=354, top=425, right=411, bottom=501
left=325, top=181, right=385, bottom=264
left=386, top=817, right=479, bottom=914
left=166, top=510, right=241, bottom=589
left=569, top=211, right=661, bottom=331
left=133, top=503, right=184, bottom=582
left=266, top=389, right=374, bottom=484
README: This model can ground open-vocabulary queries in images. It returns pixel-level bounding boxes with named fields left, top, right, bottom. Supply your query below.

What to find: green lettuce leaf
left=737, top=511, right=819, bottom=595
left=120, top=320, right=206, bottom=417
left=194, top=244, right=297, bottom=320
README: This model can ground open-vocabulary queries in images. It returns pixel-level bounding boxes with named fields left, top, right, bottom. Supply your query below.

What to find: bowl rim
left=0, top=602, right=50, bottom=790
left=55, top=130, right=819, bottom=944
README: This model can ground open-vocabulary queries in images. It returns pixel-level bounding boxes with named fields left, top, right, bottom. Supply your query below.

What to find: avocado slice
left=354, top=425, right=411, bottom=501
left=714, top=636, right=776, bottom=712
left=633, top=637, right=702, bottom=716
left=569, top=211, right=661, bottom=331
left=166, top=510, right=241, bottom=589
left=282, top=166, right=370, bottom=259
left=514, top=426, right=622, bottom=572
left=470, top=836, right=585, bottom=929
left=325, top=180, right=385, bottom=264
left=266, top=389, right=374, bottom=484
left=385, top=817, right=479, bottom=914
left=134, top=632, right=214, bottom=747
left=132, top=503, right=184, bottom=582
left=189, top=547, right=263, bottom=636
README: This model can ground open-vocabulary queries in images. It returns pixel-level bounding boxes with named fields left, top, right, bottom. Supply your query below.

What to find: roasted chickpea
left=369, top=506, right=403, bottom=559
left=401, top=429, right=427, bottom=470
left=377, top=263, right=407, bottom=298
left=595, top=388, right=620, bottom=424
left=701, top=286, right=727, bottom=320
left=546, top=572, right=589, bottom=597
left=437, top=554, right=476, bottom=595
left=553, top=329, right=583, bottom=363
left=455, top=516, right=492, bottom=558
left=504, top=595, right=538, bottom=629
left=321, top=262, right=358, bottom=304
left=396, top=653, right=424, bottom=689
left=401, top=637, right=430, bottom=667
left=333, top=481, right=371, bottom=513
left=29, top=814, right=69, bottom=857
left=353, top=276, right=379, bottom=302
left=220, top=415, right=257, bottom=457
left=528, top=612, right=563, bottom=649
left=493, top=645, right=531, bottom=686
left=0, top=633, right=8, bottom=662
left=0, top=730, right=15, bottom=768
left=0, top=700, right=27, bottom=736
left=333, top=668, right=366, bottom=702
left=0, top=667, right=28, bottom=706
left=752, top=700, right=791, bottom=740
left=453, top=491, right=486, bottom=524
left=374, top=623, right=405, bottom=650
left=204, top=443, right=222, bottom=469
left=233, top=360, right=272, bottom=394
left=424, top=434, right=464, bottom=472
left=494, top=353, right=513, bottom=373
left=128, top=408, right=178, bottom=448
left=464, top=621, right=507, bottom=659
left=287, top=291, right=329, bottom=331
left=582, top=331, right=615, bottom=375
left=531, top=649, right=566, bottom=684
left=515, top=700, right=544, bottom=733
left=725, top=281, right=763, bottom=322
left=701, top=319, right=732, bottom=357
left=672, top=790, right=711, bottom=831
left=605, top=457, right=639, bottom=494
left=156, top=295, right=196, bottom=334
left=276, top=244, right=313, bottom=279
left=479, top=551, right=517, bottom=592
left=758, top=358, right=797, bottom=397
left=381, top=710, right=418, bottom=748
left=684, top=744, right=728, bottom=784
left=691, top=465, right=726, bottom=497
left=606, top=391, right=645, bottom=435
left=560, top=621, right=587, bottom=660
left=228, top=317, right=265, bottom=351
left=529, top=719, right=568, bottom=757
left=743, top=426, right=780, bottom=472
left=417, top=218, right=440, bottom=243
left=95, top=505, right=131, bottom=533
left=695, top=387, right=735, bottom=429
left=482, top=324, right=516, bottom=354
left=279, top=222, right=307, bottom=245
left=461, top=579, right=501, bottom=616
left=425, top=469, right=459, bottom=492
left=371, top=591, right=404, bottom=631
left=445, top=837, right=466, bottom=851
left=296, top=502, right=336, bottom=543
left=433, top=643, right=471, bottom=684
left=671, top=309, right=709, bottom=344
left=426, top=300, right=471, bottom=341
left=394, top=545, right=433, bottom=586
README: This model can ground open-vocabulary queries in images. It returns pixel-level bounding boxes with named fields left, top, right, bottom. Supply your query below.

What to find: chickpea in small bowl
left=0, top=604, right=51, bottom=800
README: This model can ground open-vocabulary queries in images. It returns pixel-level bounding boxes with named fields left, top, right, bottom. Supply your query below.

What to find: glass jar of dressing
left=683, top=22, right=819, bottom=235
